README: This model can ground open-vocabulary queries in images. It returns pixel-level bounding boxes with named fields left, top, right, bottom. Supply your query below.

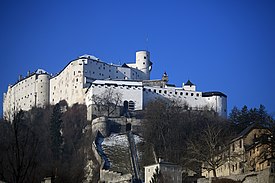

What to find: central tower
left=135, top=50, right=152, bottom=80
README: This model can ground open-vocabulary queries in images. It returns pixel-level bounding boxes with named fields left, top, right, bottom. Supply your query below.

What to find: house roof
left=231, top=123, right=268, bottom=142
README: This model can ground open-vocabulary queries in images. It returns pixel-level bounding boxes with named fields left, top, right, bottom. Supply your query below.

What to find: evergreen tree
left=150, top=167, right=164, bottom=183
left=229, top=104, right=274, bottom=132
left=50, top=103, right=63, bottom=161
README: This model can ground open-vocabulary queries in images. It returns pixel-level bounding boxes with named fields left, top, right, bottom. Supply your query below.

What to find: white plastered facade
left=3, top=70, right=50, bottom=120
left=3, top=50, right=227, bottom=120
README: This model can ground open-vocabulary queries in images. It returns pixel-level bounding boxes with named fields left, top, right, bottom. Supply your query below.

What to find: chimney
left=19, top=75, right=23, bottom=81
left=158, top=157, right=164, bottom=163
left=27, top=70, right=30, bottom=76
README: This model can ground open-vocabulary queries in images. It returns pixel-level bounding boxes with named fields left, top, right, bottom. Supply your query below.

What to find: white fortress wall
left=201, top=92, right=227, bottom=117
left=143, top=86, right=205, bottom=109
left=81, top=54, right=148, bottom=83
left=50, top=59, right=85, bottom=106
left=143, top=85, right=227, bottom=117
left=3, top=70, right=50, bottom=120
left=3, top=50, right=227, bottom=119
left=85, top=80, right=143, bottom=110
left=50, top=53, right=149, bottom=107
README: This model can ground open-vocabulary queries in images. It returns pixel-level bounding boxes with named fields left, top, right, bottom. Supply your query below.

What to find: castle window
left=239, top=140, right=242, bottom=148
left=116, top=71, right=118, bottom=73
left=109, top=69, right=111, bottom=72
left=180, top=92, right=183, bottom=95
left=159, top=90, right=162, bottom=93
left=143, top=62, right=145, bottom=65
left=164, top=91, right=167, bottom=94
left=191, top=93, right=194, bottom=96
left=175, top=92, right=178, bottom=95
left=78, top=71, right=81, bottom=73
left=128, top=101, right=135, bottom=110
left=154, top=89, right=156, bottom=93
left=144, top=56, right=146, bottom=59
left=186, top=92, right=188, bottom=96
left=196, top=93, right=199, bottom=97
left=148, top=89, right=151, bottom=92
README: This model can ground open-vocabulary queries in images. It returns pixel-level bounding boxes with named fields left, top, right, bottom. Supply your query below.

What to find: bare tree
left=187, top=120, right=232, bottom=177
left=92, top=88, right=122, bottom=117
left=0, top=111, right=39, bottom=183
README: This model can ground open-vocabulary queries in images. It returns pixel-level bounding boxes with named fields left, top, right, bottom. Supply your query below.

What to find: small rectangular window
left=239, top=140, right=242, bottom=148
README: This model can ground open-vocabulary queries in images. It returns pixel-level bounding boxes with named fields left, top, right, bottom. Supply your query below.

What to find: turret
left=135, top=50, right=152, bottom=80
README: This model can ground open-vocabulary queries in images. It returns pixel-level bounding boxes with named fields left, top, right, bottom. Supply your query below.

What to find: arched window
left=123, top=100, right=129, bottom=113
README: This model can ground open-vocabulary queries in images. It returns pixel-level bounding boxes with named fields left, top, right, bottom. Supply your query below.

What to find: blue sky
left=1, top=0, right=275, bottom=117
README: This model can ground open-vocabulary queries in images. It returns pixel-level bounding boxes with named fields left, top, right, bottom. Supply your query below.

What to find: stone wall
left=198, top=168, right=275, bottom=183
left=100, top=169, right=132, bottom=183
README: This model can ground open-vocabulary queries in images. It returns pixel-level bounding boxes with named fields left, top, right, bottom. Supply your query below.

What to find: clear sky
left=1, top=0, right=275, bottom=117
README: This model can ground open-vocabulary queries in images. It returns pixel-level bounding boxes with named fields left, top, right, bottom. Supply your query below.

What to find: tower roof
left=185, top=80, right=194, bottom=86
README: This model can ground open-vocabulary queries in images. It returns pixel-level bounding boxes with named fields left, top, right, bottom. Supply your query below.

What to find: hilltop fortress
left=3, top=50, right=227, bottom=120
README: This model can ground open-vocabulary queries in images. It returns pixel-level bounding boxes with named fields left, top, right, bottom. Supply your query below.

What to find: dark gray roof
left=122, top=63, right=130, bottom=68
left=185, top=80, right=194, bottom=86
left=202, top=91, right=227, bottom=98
